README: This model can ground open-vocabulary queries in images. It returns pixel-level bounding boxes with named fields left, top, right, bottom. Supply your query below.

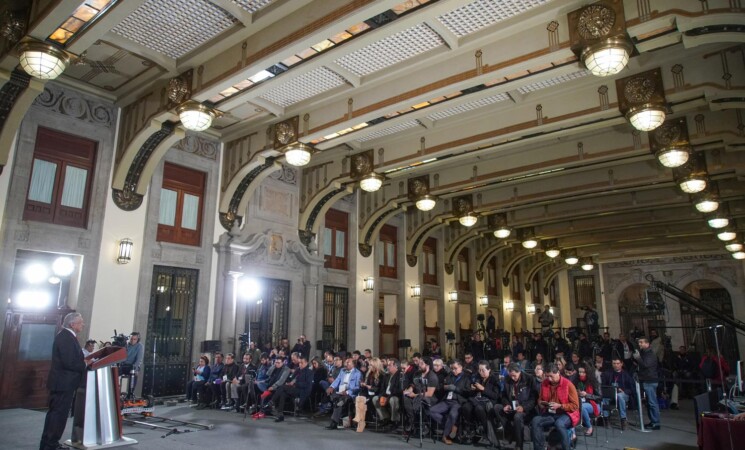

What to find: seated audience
left=252, top=357, right=290, bottom=418
left=273, top=356, right=313, bottom=422
left=601, top=357, right=635, bottom=430
left=219, top=353, right=240, bottom=409
left=574, top=363, right=601, bottom=437
left=291, top=335, right=311, bottom=360
left=324, top=357, right=362, bottom=430
left=499, top=363, right=537, bottom=450
left=430, top=359, right=470, bottom=444
left=185, top=355, right=210, bottom=403
left=531, top=363, right=580, bottom=450
left=198, top=352, right=224, bottom=408
left=460, top=360, right=501, bottom=447
left=353, top=357, right=383, bottom=432
left=403, top=357, right=439, bottom=435
left=374, top=358, right=403, bottom=427
left=310, top=357, right=328, bottom=405
left=234, top=353, right=256, bottom=412
left=463, top=352, right=478, bottom=375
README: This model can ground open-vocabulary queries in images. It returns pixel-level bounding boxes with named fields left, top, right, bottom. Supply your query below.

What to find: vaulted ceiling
left=1, top=0, right=744, bottom=264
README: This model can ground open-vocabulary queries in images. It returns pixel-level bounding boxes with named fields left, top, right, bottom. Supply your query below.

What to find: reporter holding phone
left=530, top=363, right=580, bottom=450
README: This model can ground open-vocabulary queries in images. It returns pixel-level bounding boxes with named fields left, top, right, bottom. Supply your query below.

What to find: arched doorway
left=618, top=283, right=666, bottom=337
left=682, top=280, right=739, bottom=362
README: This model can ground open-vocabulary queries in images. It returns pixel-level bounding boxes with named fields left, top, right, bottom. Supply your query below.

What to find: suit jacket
left=47, top=328, right=86, bottom=392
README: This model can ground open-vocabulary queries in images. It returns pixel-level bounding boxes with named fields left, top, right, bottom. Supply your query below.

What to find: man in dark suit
left=39, top=312, right=87, bottom=450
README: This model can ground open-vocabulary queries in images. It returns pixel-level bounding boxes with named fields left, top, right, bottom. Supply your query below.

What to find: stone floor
left=3, top=398, right=700, bottom=450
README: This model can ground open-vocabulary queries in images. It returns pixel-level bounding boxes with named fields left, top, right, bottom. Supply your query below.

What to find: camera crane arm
left=645, top=274, right=745, bottom=334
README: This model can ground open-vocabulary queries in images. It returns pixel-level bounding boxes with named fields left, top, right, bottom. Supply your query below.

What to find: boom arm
left=645, top=274, right=745, bottom=334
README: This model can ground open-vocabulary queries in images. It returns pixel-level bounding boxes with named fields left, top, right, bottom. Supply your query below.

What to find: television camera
left=445, top=330, right=456, bottom=343
left=644, top=289, right=666, bottom=312
left=112, top=330, right=129, bottom=347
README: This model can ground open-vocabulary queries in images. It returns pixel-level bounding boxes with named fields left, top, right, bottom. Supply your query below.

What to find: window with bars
left=574, top=275, right=596, bottom=309
left=378, top=224, right=397, bottom=278
left=323, top=208, right=348, bottom=270
left=422, top=237, right=437, bottom=285
left=157, top=163, right=206, bottom=246
left=457, top=247, right=470, bottom=291
left=24, top=127, right=97, bottom=228
left=322, top=286, right=348, bottom=352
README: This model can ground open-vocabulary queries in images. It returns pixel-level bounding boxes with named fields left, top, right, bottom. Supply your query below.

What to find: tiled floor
left=3, top=399, right=699, bottom=449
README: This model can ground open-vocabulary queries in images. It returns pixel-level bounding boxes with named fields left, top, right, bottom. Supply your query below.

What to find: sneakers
left=670, top=403, right=679, bottom=410
left=325, top=421, right=339, bottom=430
left=252, top=411, right=266, bottom=420
left=274, top=415, right=285, bottom=422
left=644, top=423, right=660, bottom=430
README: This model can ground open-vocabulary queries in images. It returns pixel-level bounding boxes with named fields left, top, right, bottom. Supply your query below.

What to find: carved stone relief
left=174, top=133, right=218, bottom=160
left=32, top=84, right=116, bottom=128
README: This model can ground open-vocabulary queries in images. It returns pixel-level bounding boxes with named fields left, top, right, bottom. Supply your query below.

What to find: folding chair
left=600, top=385, right=621, bottom=440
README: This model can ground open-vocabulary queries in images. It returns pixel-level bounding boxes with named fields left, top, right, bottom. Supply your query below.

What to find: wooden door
left=0, top=309, right=71, bottom=409
left=379, top=320, right=399, bottom=358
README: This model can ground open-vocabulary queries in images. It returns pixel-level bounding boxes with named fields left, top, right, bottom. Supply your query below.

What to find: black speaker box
left=398, top=339, right=411, bottom=348
left=201, top=340, right=221, bottom=353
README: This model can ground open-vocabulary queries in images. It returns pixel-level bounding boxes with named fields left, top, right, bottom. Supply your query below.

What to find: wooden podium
left=66, top=346, right=137, bottom=449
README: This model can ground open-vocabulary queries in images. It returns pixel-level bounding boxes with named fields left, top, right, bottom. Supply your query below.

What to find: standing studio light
left=18, top=39, right=71, bottom=80
left=283, top=142, right=313, bottom=167
left=177, top=101, right=217, bottom=131
left=117, top=238, right=133, bottom=264
left=359, top=172, right=384, bottom=192
left=416, top=195, right=437, bottom=211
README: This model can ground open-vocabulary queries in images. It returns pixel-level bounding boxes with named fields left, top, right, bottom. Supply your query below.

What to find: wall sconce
left=117, top=238, right=133, bottom=264
left=490, top=213, right=512, bottom=238
left=568, top=1, right=632, bottom=77
left=549, top=307, right=556, bottom=315
left=527, top=304, right=537, bottom=315
left=616, top=68, right=667, bottom=131
left=649, top=118, right=691, bottom=168
left=177, top=101, right=219, bottom=131
left=408, top=175, right=437, bottom=211
left=448, top=290, right=458, bottom=303
left=363, top=276, right=375, bottom=293
left=520, top=227, right=539, bottom=249
left=479, top=295, right=489, bottom=307
left=580, top=257, right=595, bottom=271
left=505, top=300, right=515, bottom=311
left=563, top=249, right=579, bottom=265
left=411, top=284, right=421, bottom=299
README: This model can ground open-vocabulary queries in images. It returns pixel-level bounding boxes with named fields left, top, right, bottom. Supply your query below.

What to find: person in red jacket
left=531, top=363, right=580, bottom=450
left=699, top=347, right=730, bottom=387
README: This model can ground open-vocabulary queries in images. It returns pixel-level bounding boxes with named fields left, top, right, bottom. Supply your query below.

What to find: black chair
left=600, top=385, right=621, bottom=439
left=693, top=392, right=711, bottom=428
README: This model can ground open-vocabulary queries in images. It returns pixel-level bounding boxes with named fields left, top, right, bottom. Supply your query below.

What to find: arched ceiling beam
left=502, top=251, right=533, bottom=286
left=405, top=218, right=447, bottom=266
left=525, top=259, right=554, bottom=292
left=476, top=242, right=511, bottom=275
left=358, top=200, right=403, bottom=257
left=445, top=228, right=485, bottom=268
left=543, top=266, right=567, bottom=295
left=218, top=156, right=281, bottom=230
left=0, top=70, right=45, bottom=174
left=296, top=184, right=355, bottom=247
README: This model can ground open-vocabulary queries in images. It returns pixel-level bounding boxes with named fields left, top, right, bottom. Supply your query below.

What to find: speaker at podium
left=66, top=346, right=137, bottom=449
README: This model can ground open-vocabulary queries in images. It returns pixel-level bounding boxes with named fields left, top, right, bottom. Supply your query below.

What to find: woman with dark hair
left=459, top=360, right=501, bottom=446
left=533, top=353, right=545, bottom=371
left=574, top=363, right=601, bottom=436
left=185, top=355, right=211, bottom=403
left=310, top=357, right=328, bottom=405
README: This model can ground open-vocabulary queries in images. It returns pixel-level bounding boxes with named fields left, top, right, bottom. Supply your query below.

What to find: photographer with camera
left=291, top=334, right=311, bottom=360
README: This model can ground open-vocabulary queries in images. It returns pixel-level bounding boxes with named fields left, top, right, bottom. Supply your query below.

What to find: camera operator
left=552, top=331, right=570, bottom=361
left=582, top=306, right=599, bottom=338
left=538, top=305, right=554, bottom=335
left=120, top=332, right=144, bottom=395
left=291, top=334, right=311, bottom=360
